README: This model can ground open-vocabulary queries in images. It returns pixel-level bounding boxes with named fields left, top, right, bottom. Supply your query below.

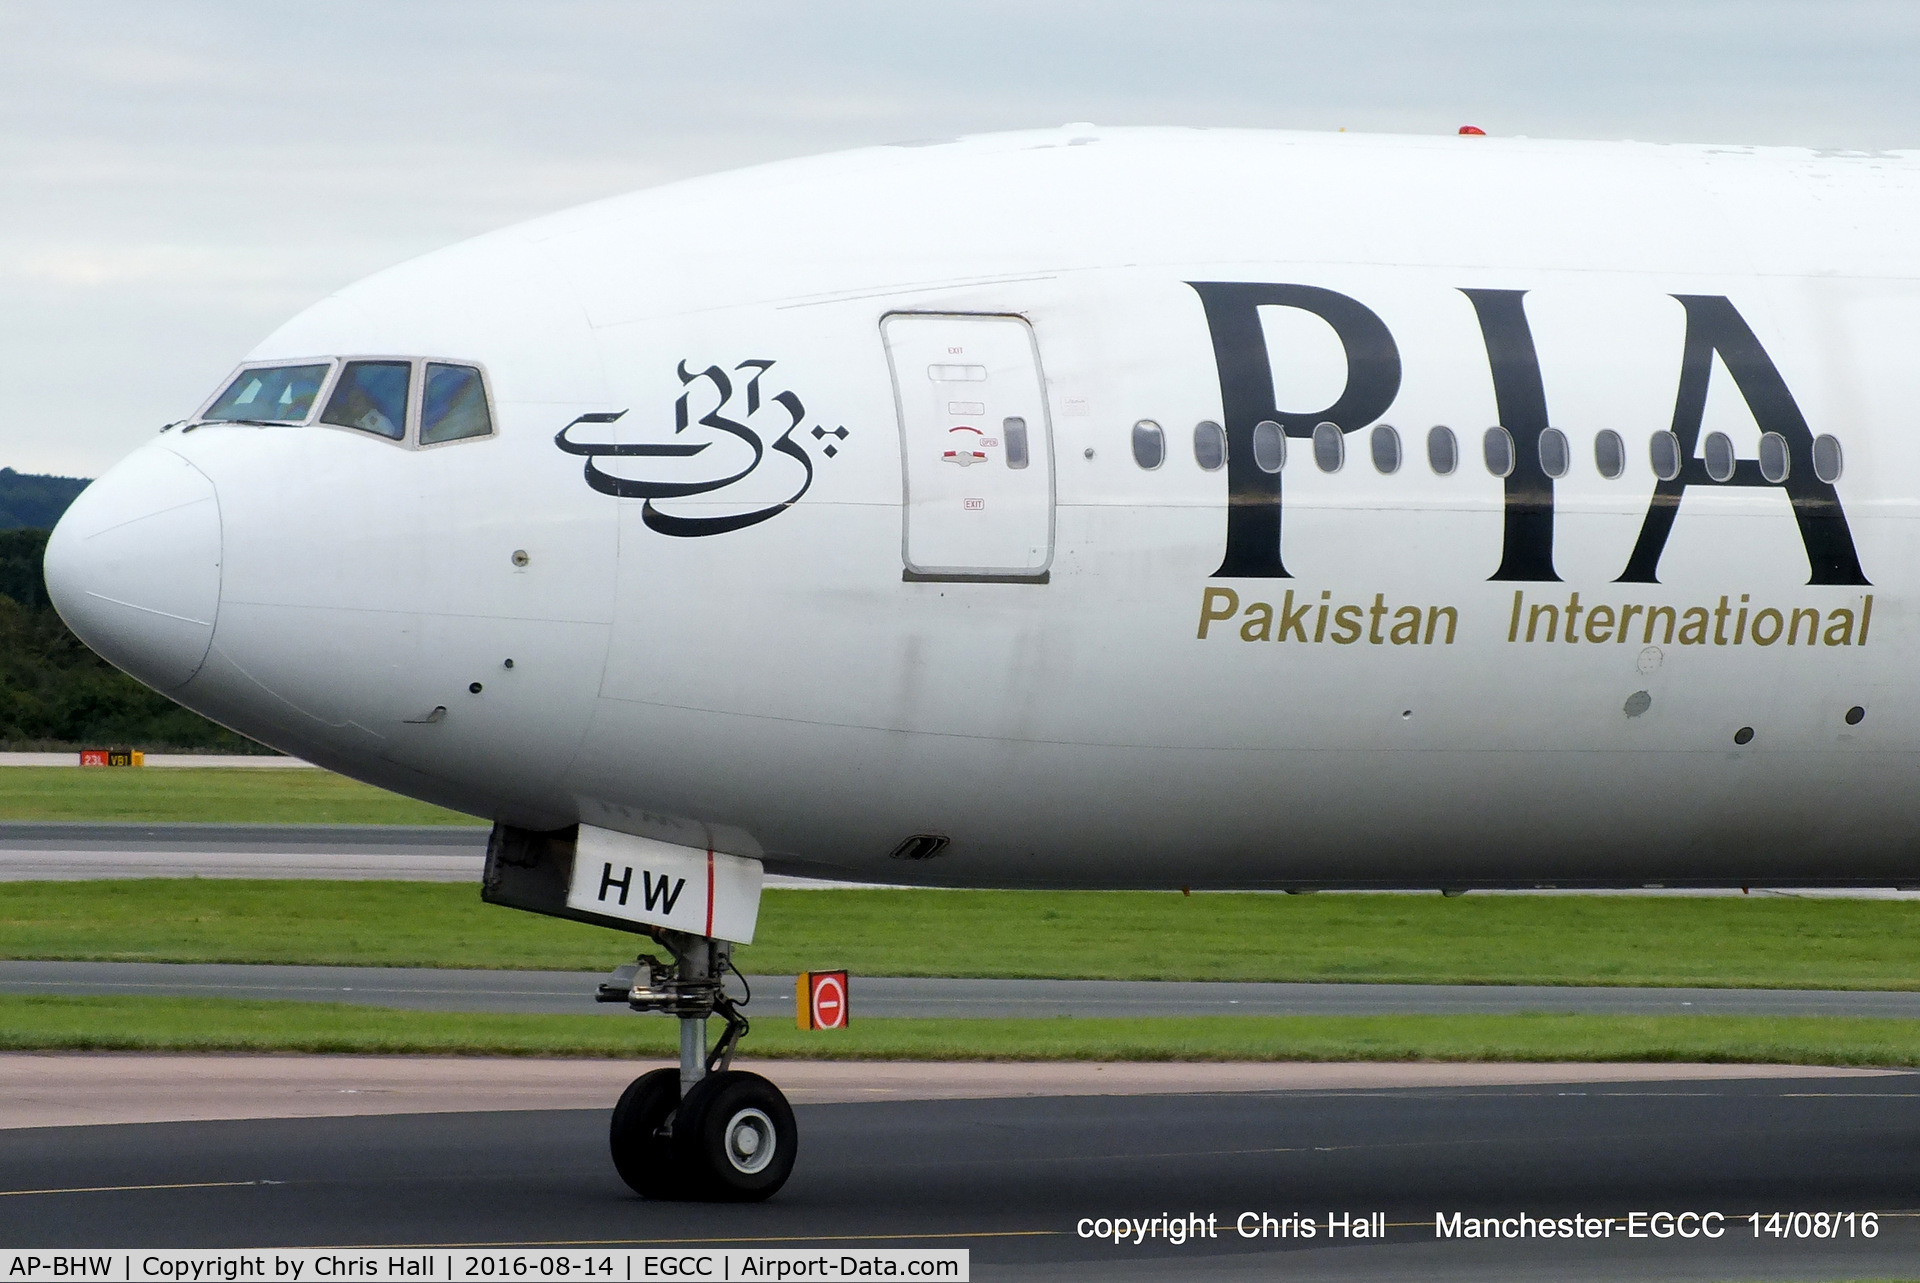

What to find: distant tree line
left=0, top=468, right=89, bottom=532
left=0, top=499, right=265, bottom=751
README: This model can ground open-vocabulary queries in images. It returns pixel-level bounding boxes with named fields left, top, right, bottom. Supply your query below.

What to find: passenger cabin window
left=1370, top=424, right=1401, bottom=474
left=1650, top=431, right=1682, bottom=481
left=1427, top=426, right=1457, bottom=475
left=1759, top=431, right=1789, bottom=483
left=1813, top=433, right=1843, bottom=482
left=1192, top=421, right=1225, bottom=472
left=202, top=364, right=331, bottom=423
left=420, top=364, right=492, bottom=445
left=1594, top=429, right=1625, bottom=479
left=322, top=360, right=410, bottom=440
left=1131, top=420, right=1165, bottom=470
left=1703, top=431, right=1735, bottom=482
left=1252, top=420, right=1284, bottom=473
left=1538, top=428, right=1569, bottom=479
left=1003, top=417, right=1030, bottom=469
left=1312, top=421, right=1343, bottom=473
left=1483, top=426, right=1514, bottom=478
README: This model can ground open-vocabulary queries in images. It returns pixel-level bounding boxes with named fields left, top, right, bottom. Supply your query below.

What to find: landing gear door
left=882, top=313, right=1054, bottom=580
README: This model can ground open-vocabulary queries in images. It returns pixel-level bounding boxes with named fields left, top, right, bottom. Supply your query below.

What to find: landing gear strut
left=598, top=929, right=796, bottom=1201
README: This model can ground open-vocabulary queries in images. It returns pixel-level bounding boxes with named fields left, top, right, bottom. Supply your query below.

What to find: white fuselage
left=45, top=127, right=1920, bottom=888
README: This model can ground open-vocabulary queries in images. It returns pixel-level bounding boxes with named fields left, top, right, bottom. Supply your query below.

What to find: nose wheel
left=675, top=1070, right=798, bottom=1199
left=608, top=1068, right=682, bottom=1198
left=609, top=1067, right=797, bottom=1201
left=601, top=932, right=798, bottom=1201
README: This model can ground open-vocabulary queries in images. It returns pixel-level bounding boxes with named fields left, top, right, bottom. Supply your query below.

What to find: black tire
left=673, top=1070, right=798, bottom=1201
left=609, top=1068, right=682, bottom=1198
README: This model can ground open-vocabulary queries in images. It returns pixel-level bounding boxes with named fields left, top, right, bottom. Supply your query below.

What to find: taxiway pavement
left=7, top=958, right=1920, bottom=1019
left=0, top=754, right=313, bottom=768
left=11, top=823, right=1920, bottom=898
left=0, top=823, right=876, bottom=885
left=0, top=823, right=488, bottom=880
left=3, top=1053, right=1869, bottom=1129
left=2, top=1060, right=1914, bottom=1280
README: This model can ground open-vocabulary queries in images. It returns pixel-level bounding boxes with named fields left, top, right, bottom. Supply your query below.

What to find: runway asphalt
left=10, top=958, right=1920, bottom=1018
left=4, top=1070, right=1916, bottom=1280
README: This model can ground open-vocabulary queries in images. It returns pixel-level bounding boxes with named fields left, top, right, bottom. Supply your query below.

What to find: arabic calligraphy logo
left=555, top=359, right=847, bottom=538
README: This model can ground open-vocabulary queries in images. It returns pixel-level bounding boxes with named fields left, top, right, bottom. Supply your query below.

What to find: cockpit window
left=201, top=364, right=330, bottom=423
left=420, top=364, right=493, bottom=444
left=321, top=360, right=411, bottom=440
left=197, top=354, right=493, bottom=447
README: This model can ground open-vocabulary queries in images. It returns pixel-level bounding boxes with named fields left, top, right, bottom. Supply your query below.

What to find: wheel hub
left=725, top=1107, right=777, bottom=1173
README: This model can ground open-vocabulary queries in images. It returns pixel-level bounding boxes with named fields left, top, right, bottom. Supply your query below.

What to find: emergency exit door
left=883, top=314, right=1054, bottom=580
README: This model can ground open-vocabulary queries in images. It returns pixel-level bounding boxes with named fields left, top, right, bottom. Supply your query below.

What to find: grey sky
left=5, top=1, right=1918, bottom=476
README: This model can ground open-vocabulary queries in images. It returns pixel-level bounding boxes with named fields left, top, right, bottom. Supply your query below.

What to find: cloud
left=3, top=0, right=1919, bottom=473
left=9, top=245, right=288, bottom=290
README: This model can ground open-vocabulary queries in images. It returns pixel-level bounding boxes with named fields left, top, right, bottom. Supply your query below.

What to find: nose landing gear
left=599, top=930, right=797, bottom=1201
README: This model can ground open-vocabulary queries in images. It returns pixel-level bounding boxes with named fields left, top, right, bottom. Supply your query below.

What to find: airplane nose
left=44, top=445, right=222, bottom=693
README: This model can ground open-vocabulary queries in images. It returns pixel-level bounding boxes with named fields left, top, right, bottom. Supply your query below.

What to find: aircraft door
left=882, top=313, right=1054, bottom=579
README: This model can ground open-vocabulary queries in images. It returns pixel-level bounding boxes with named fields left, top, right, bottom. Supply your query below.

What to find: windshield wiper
left=193, top=417, right=302, bottom=428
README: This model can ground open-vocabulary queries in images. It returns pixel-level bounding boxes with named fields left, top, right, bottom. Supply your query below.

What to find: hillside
left=0, top=469, right=89, bottom=531
left=0, top=527, right=263, bottom=752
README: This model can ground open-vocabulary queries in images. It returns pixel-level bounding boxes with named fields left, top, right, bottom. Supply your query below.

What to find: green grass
left=7, top=880, right=1920, bottom=988
left=3, top=995, right=1919, bottom=1064
left=0, top=767, right=484, bottom=824
left=7, top=770, right=1920, bottom=987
